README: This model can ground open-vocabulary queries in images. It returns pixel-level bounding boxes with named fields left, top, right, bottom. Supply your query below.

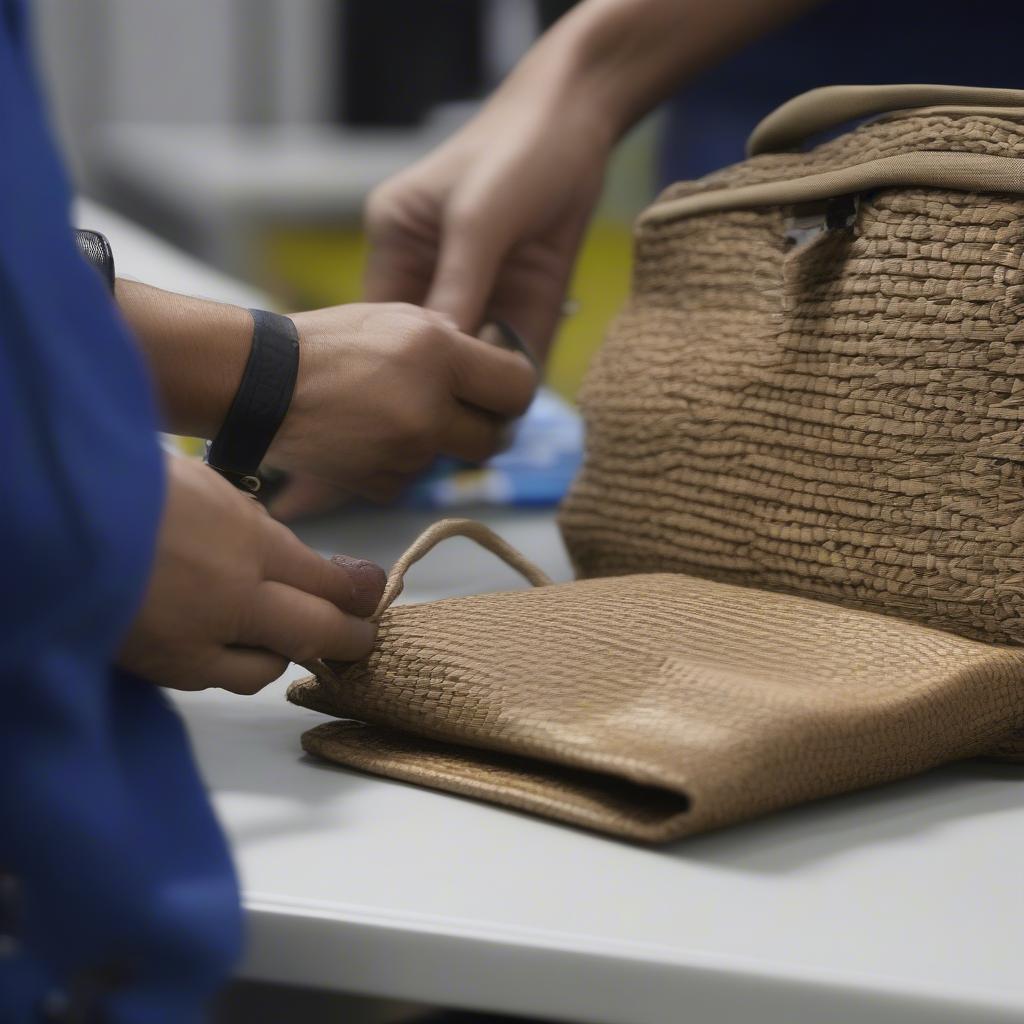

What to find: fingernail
left=332, top=555, right=387, bottom=617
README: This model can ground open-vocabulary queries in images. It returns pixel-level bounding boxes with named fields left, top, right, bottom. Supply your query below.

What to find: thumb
left=425, top=203, right=510, bottom=333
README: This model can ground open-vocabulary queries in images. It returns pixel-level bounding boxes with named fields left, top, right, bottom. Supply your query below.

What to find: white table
left=88, top=200, right=1024, bottom=1024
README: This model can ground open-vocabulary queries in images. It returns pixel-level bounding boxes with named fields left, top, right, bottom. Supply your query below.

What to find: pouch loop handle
left=373, top=518, right=553, bottom=620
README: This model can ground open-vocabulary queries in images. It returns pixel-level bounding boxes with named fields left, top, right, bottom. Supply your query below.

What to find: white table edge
left=240, top=892, right=1024, bottom=1024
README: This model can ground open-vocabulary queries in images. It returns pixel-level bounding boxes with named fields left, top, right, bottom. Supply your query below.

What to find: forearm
left=507, top=0, right=822, bottom=142
left=115, top=279, right=251, bottom=439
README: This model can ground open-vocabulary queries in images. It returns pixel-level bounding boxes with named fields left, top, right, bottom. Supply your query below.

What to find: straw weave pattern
left=561, top=113, right=1024, bottom=645
left=292, top=571, right=1024, bottom=841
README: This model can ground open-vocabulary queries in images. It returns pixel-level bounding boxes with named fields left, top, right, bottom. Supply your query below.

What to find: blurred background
left=32, top=0, right=661, bottom=406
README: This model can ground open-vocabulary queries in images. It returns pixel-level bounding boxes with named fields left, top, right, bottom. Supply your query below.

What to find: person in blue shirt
left=0, top=0, right=537, bottom=1018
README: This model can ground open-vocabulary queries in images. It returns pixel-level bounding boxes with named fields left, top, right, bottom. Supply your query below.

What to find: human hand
left=119, top=455, right=385, bottom=694
left=266, top=302, right=537, bottom=503
left=362, top=0, right=815, bottom=351
left=363, top=66, right=611, bottom=357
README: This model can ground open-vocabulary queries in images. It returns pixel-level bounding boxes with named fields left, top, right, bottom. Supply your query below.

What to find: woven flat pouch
left=289, top=520, right=1024, bottom=843
left=561, top=83, right=1024, bottom=645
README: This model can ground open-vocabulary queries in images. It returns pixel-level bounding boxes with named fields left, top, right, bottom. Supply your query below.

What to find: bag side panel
left=561, top=187, right=1024, bottom=644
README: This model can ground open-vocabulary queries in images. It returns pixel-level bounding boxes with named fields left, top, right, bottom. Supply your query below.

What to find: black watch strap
left=206, top=308, right=299, bottom=496
left=74, top=229, right=115, bottom=293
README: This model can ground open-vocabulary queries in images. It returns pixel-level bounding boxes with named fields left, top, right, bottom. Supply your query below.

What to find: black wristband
left=74, top=229, right=115, bottom=293
left=206, top=308, right=299, bottom=495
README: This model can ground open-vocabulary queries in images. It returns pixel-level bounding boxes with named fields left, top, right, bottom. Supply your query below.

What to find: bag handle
left=373, top=518, right=553, bottom=620
left=306, top=519, right=552, bottom=680
left=747, top=84, right=1024, bottom=157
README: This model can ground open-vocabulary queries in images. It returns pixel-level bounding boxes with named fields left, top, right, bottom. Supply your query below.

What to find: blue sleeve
left=0, top=1, right=241, bottom=1019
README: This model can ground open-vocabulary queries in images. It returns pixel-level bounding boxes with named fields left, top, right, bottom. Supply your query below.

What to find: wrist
left=206, top=308, right=300, bottom=493
left=498, top=0, right=657, bottom=145
left=263, top=309, right=319, bottom=471
left=116, top=280, right=253, bottom=438
left=487, top=26, right=621, bottom=154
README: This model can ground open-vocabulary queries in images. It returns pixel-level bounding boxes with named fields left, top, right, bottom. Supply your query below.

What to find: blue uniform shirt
left=0, top=1, right=241, bottom=1019
left=663, top=0, right=1024, bottom=182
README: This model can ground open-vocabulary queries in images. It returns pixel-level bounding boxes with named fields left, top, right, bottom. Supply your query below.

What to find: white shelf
left=97, top=113, right=471, bottom=219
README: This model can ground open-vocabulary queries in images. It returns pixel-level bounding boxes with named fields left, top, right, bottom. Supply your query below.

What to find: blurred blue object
left=400, top=387, right=583, bottom=509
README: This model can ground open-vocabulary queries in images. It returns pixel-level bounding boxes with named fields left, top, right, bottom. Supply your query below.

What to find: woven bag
left=291, top=85, right=1024, bottom=841
left=561, top=83, right=1024, bottom=645
left=289, top=519, right=1024, bottom=843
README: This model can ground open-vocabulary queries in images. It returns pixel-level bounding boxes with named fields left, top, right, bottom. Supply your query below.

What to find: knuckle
left=393, top=322, right=439, bottom=365
left=446, top=197, right=481, bottom=233
left=393, top=400, right=438, bottom=443
left=364, top=184, right=396, bottom=233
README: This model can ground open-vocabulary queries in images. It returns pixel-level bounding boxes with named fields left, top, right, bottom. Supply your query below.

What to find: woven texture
left=560, top=108, right=1024, bottom=645
left=290, top=522, right=1024, bottom=842
left=292, top=87, right=1024, bottom=841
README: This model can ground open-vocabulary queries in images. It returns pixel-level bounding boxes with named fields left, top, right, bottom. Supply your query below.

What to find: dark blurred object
left=339, top=0, right=483, bottom=126
left=536, top=0, right=577, bottom=30
left=662, top=0, right=1024, bottom=182
left=73, top=229, right=115, bottom=293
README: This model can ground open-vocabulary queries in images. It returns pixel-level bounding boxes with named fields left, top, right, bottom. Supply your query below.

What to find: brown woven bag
left=291, top=85, right=1024, bottom=841
left=561, top=83, right=1024, bottom=644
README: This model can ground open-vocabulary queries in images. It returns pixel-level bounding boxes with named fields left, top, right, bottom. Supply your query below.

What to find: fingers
left=259, top=515, right=385, bottom=617
left=202, top=647, right=290, bottom=696
left=496, top=197, right=594, bottom=357
left=477, top=321, right=537, bottom=369
left=426, top=205, right=506, bottom=333
left=363, top=236, right=434, bottom=307
left=446, top=332, right=537, bottom=419
left=363, top=183, right=436, bottom=306
left=439, top=404, right=507, bottom=464
left=329, top=554, right=387, bottom=618
left=239, top=581, right=377, bottom=665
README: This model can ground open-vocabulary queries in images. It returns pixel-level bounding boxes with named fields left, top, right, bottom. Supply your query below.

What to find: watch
left=205, top=308, right=300, bottom=497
